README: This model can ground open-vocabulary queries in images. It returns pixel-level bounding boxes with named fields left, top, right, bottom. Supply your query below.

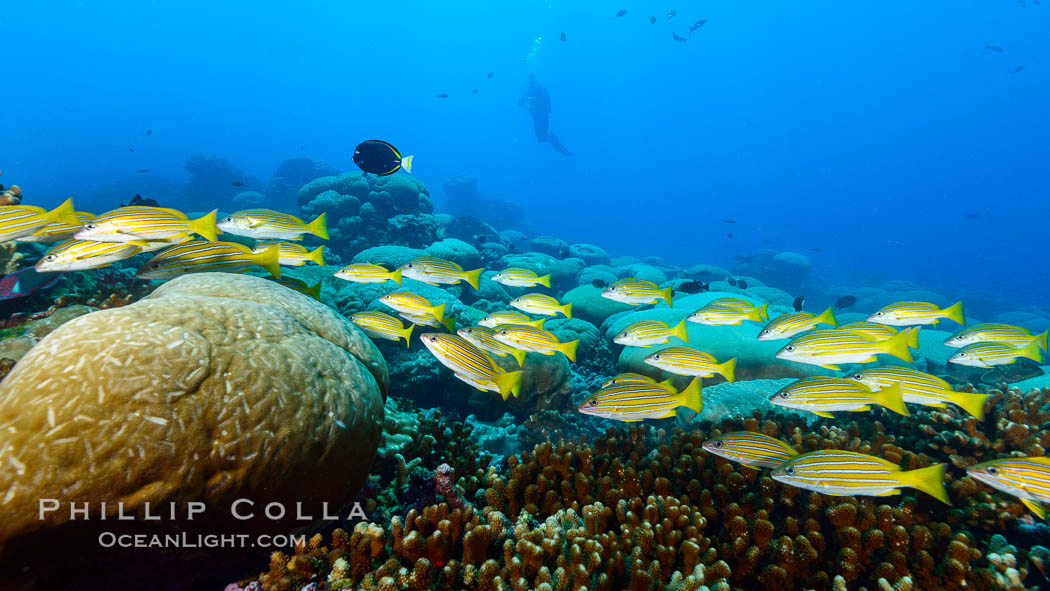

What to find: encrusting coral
left=232, top=388, right=1050, bottom=591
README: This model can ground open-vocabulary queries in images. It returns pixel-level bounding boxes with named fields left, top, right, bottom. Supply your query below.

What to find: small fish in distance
left=1011, top=65, right=1025, bottom=74
left=727, top=233, right=734, bottom=238
left=677, top=281, right=708, bottom=294
left=724, top=219, right=736, bottom=224
left=136, top=169, right=150, bottom=173
left=793, top=296, right=805, bottom=312
left=487, top=72, right=494, bottom=78
left=690, top=19, right=707, bottom=33
left=673, top=30, right=687, bottom=42
left=985, top=44, right=1005, bottom=53
left=667, top=10, right=677, bottom=19
left=738, top=279, right=748, bottom=289
left=616, top=9, right=627, bottom=17
left=728, top=278, right=737, bottom=287
left=146, top=129, right=153, bottom=135
left=121, top=194, right=159, bottom=208
left=560, top=32, right=566, bottom=42
left=352, top=140, right=413, bottom=176
left=649, top=16, right=657, bottom=24
left=834, top=295, right=857, bottom=310
left=436, top=93, right=449, bottom=98
left=472, top=89, right=478, bottom=94
left=129, top=147, right=135, bottom=152
left=232, top=181, right=245, bottom=187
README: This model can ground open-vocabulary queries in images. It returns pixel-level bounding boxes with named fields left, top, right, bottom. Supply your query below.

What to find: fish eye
left=224, top=217, right=233, bottom=223
left=779, top=392, right=790, bottom=398
left=406, top=263, right=413, bottom=268
left=84, top=223, right=95, bottom=230
left=714, top=441, right=723, bottom=448
left=874, top=312, right=883, bottom=316
left=785, top=345, right=795, bottom=352
left=852, top=374, right=863, bottom=380
left=653, top=354, right=661, bottom=360
left=45, top=254, right=56, bottom=261
left=151, top=263, right=161, bottom=269
left=785, top=466, right=795, bottom=475
left=987, top=467, right=999, bottom=475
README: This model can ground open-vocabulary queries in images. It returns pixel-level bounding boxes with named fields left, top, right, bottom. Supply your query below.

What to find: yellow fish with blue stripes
left=944, top=323, right=1048, bottom=351
left=400, top=257, right=484, bottom=290
left=218, top=209, right=327, bottom=241
left=836, top=321, right=921, bottom=349
left=769, top=376, right=909, bottom=418
left=509, top=293, right=571, bottom=318
left=601, top=278, right=673, bottom=307
left=948, top=341, right=1044, bottom=368
left=76, top=206, right=218, bottom=244
left=578, top=377, right=702, bottom=422
left=35, top=239, right=142, bottom=272
left=757, top=307, right=837, bottom=340
left=351, top=311, right=414, bottom=347
left=613, top=319, right=689, bottom=347
left=478, top=310, right=546, bottom=329
left=775, top=328, right=912, bottom=369
left=846, top=366, right=990, bottom=419
left=334, top=263, right=402, bottom=285
left=688, top=300, right=768, bottom=326
left=492, top=325, right=578, bottom=362
left=253, top=241, right=324, bottom=266
left=378, top=291, right=446, bottom=322
left=492, top=267, right=551, bottom=288
left=601, top=373, right=673, bottom=388
left=420, top=333, right=522, bottom=400
left=642, top=347, right=735, bottom=382
left=771, top=450, right=949, bottom=504
left=458, top=325, right=527, bottom=366
left=137, top=241, right=281, bottom=280
left=868, top=300, right=964, bottom=327
left=702, top=431, right=799, bottom=469
left=0, top=198, right=79, bottom=242
left=968, top=457, right=1050, bottom=518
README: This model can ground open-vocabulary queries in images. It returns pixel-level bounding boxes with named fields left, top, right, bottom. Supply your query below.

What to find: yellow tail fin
left=48, top=197, right=79, bottom=226
left=676, top=378, right=703, bottom=413
left=881, top=330, right=914, bottom=363
left=509, top=347, right=526, bottom=367
left=429, top=303, right=446, bottom=323
left=815, top=306, right=837, bottom=327
left=463, top=268, right=484, bottom=290
left=719, top=357, right=737, bottom=383
left=560, top=302, right=573, bottom=319
left=389, top=268, right=402, bottom=285
left=307, top=213, right=328, bottom=240
left=254, top=244, right=282, bottom=279
left=493, top=369, right=522, bottom=401
left=901, top=463, right=950, bottom=505
left=307, top=246, right=325, bottom=266
left=670, top=319, right=689, bottom=343
left=1018, top=341, right=1045, bottom=363
left=945, top=389, right=990, bottom=420
left=400, top=323, right=413, bottom=348
left=306, top=280, right=322, bottom=301
left=943, top=301, right=965, bottom=325
left=907, top=326, right=922, bottom=349
left=443, top=316, right=456, bottom=332
left=660, top=285, right=674, bottom=307
left=528, top=317, right=546, bottom=329
left=537, top=274, right=551, bottom=288
left=749, top=302, right=769, bottom=322
left=191, top=209, right=218, bottom=242
left=1034, top=329, right=1049, bottom=352
left=872, top=382, right=910, bottom=416
left=559, top=339, right=579, bottom=362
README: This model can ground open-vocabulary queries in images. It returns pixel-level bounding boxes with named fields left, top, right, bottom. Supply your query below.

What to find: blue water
left=2, top=1, right=1047, bottom=307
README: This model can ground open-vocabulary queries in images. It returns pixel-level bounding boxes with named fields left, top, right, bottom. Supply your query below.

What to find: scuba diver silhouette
left=519, top=74, right=571, bottom=156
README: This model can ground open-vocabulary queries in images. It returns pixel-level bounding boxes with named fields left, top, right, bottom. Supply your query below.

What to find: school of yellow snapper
left=4, top=197, right=1050, bottom=515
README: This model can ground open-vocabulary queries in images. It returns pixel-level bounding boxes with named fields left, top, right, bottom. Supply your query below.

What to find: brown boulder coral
left=0, top=273, right=388, bottom=581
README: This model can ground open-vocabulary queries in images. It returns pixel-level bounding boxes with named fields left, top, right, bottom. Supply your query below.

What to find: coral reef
left=298, top=172, right=435, bottom=260
left=185, top=153, right=264, bottom=209
left=443, top=175, right=529, bottom=232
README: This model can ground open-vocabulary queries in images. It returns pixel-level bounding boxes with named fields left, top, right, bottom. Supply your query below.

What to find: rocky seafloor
left=0, top=162, right=1048, bottom=590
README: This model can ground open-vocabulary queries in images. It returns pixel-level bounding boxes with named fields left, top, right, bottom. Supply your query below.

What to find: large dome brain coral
left=0, top=273, right=388, bottom=560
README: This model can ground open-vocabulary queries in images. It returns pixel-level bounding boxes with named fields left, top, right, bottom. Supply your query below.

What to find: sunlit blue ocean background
left=2, top=1, right=1047, bottom=311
